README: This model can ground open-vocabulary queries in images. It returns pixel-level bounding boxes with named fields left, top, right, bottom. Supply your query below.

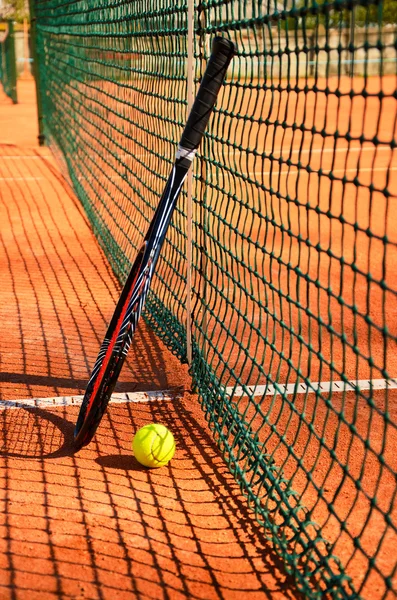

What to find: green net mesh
left=0, top=21, right=18, bottom=103
left=31, top=0, right=397, bottom=597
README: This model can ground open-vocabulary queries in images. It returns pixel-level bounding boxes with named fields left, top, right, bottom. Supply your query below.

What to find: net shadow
left=0, top=400, right=302, bottom=599
left=0, top=145, right=188, bottom=402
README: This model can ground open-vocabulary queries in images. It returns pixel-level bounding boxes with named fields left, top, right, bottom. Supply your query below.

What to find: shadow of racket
left=0, top=404, right=75, bottom=459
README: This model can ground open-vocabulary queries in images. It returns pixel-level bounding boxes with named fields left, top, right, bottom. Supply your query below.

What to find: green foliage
left=0, top=0, right=29, bottom=23
left=296, top=0, right=396, bottom=28
left=355, top=0, right=397, bottom=26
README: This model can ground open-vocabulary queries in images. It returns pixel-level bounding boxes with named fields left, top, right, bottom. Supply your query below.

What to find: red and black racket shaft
left=74, top=166, right=189, bottom=449
left=74, top=37, right=235, bottom=450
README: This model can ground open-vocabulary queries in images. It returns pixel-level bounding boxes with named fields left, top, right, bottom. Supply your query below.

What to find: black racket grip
left=179, top=36, right=234, bottom=152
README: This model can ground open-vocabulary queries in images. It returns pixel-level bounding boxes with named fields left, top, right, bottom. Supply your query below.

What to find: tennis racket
left=74, top=36, right=235, bottom=451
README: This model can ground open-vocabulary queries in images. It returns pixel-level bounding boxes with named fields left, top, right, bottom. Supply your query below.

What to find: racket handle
left=179, top=36, right=234, bottom=153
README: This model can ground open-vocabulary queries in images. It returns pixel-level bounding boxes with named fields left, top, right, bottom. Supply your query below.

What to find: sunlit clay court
left=0, top=3, right=396, bottom=599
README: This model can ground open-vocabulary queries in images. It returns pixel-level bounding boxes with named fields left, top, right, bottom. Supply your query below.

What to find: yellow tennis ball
left=132, top=423, right=176, bottom=468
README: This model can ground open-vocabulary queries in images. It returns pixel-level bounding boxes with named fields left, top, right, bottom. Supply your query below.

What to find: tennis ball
left=132, top=423, right=176, bottom=468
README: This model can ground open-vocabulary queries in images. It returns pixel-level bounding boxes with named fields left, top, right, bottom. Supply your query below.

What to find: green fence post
left=27, top=0, right=45, bottom=145
left=0, top=20, right=18, bottom=103
left=7, top=21, right=18, bottom=104
left=0, top=32, right=4, bottom=88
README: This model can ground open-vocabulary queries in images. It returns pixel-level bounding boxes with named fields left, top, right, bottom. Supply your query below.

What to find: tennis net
left=31, top=0, right=397, bottom=597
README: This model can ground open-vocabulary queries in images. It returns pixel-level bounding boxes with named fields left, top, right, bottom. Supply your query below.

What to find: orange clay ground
left=0, top=80, right=301, bottom=599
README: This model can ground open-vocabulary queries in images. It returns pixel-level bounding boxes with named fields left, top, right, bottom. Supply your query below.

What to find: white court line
left=4, top=165, right=394, bottom=183
left=1, top=379, right=395, bottom=409
left=0, top=147, right=390, bottom=163
left=227, top=146, right=393, bottom=156
left=75, top=165, right=396, bottom=186
left=0, top=155, right=52, bottom=160
left=0, top=389, right=182, bottom=410
left=226, top=378, right=397, bottom=398
left=0, top=176, right=44, bottom=181
left=248, top=166, right=397, bottom=177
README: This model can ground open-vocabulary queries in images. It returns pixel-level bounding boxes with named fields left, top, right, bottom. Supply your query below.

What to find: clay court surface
left=0, top=80, right=301, bottom=599
left=1, top=77, right=396, bottom=599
